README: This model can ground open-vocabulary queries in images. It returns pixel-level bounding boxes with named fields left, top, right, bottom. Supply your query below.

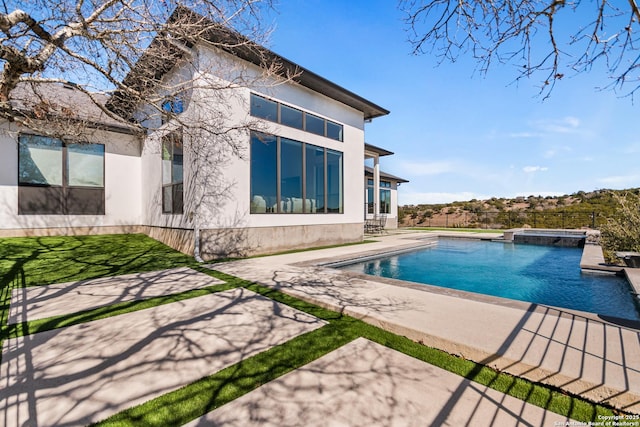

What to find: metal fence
left=411, top=210, right=604, bottom=230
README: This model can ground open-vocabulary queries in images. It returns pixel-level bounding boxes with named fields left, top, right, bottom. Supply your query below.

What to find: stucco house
left=0, top=8, right=406, bottom=259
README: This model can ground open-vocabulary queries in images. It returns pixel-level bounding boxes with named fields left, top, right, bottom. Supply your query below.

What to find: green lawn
left=0, top=233, right=620, bottom=426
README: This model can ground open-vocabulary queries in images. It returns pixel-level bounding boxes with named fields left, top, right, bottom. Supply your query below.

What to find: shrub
left=599, top=191, right=640, bottom=261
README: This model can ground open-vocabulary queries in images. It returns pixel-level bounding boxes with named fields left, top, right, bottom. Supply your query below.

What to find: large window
left=250, top=93, right=343, bottom=142
left=162, top=131, right=184, bottom=214
left=18, top=134, right=105, bottom=215
left=250, top=131, right=343, bottom=214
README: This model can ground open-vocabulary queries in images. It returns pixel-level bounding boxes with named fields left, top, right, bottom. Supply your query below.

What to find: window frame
left=249, top=93, right=344, bottom=142
left=161, top=130, right=184, bottom=215
left=366, top=179, right=392, bottom=214
left=250, top=131, right=343, bottom=214
left=17, top=133, right=105, bottom=215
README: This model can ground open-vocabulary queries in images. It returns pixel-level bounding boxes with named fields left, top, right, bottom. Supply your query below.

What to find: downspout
left=193, top=214, right=204, bottom=263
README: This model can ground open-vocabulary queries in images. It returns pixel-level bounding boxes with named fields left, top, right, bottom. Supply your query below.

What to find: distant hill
left=399, top=188, right=640, bottom=230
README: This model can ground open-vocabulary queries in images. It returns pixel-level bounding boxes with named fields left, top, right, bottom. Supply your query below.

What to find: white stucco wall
left=140, top=43, right=369, bottom=233
left=0, top=122, right=142, bottom=231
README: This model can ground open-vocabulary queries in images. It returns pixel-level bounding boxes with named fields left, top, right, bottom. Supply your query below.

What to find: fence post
left=533, top=212, right=537, bottom=228
left=562, top=211, right=565, bottom=229
left=446, top=214, right=448, bottom=228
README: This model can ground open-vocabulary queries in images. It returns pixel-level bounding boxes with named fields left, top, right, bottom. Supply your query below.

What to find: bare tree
left=1, top=1, right=302, bottom=259
left=401, top=0, right=640, bottom=98
left=0, top=0, right=281, bottom=133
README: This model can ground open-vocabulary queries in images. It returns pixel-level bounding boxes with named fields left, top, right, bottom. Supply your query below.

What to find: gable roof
left=108, top=7, right=389, bottom=121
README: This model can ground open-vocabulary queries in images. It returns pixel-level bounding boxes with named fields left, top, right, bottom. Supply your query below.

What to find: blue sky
left=264, top=1, right=639, bottom=205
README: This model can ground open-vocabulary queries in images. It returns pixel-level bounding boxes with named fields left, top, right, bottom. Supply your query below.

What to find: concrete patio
left=208, top=231, right=640, bottom=413
left=1, top=280, right=324, bottom=426
left=1, top=235, right=632, bottom=425
left=186, top=338, right=571, bottom=427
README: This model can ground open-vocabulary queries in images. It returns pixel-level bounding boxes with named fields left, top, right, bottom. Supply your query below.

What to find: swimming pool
left=339, top=238, right=640, bottom=321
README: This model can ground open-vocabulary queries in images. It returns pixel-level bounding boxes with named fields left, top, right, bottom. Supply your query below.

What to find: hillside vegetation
left=399, top=188, right=640, bottom=230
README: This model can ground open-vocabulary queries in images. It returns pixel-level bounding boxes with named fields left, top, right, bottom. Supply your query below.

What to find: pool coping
left=300, top=235, right=640, bottom=330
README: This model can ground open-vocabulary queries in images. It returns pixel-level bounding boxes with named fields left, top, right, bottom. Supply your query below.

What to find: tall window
left=366, top=179, right=391, bottom=215
left=305, top=145, right=325, bottom=213
left=326, top=149, right=343, bottom=213
left=250, top=93, right=343, bottom=142
left=250, top=133, right=277, bottom=213
left=250, top=131, right=342, bottom=214
left=18, top=134, right=105, bottom=215
left=367, top=179, right=374, bottom=214
left=162, top=131, right=183, bottom=214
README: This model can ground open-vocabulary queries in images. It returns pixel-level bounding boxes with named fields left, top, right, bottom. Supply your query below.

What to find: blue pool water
left=339, top=239, right=640, bottom=320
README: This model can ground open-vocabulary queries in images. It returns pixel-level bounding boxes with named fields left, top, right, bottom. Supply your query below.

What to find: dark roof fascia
left=365, top=142, right=394, bottom=157
left=365, top=165, right=409, bottom=183
left=110, top=7, right=389, bottom=120
left=264, top=53, right=389, bottom=120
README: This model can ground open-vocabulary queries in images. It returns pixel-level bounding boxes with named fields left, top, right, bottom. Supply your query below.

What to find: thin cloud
left=531, top=116, right=581, bottom=134
left=543, top=146, right=572, bottom=158
left=508, top=132, right=542, bottom=139
left=523, top=166, right=549, bottom=173
left=598, top=175, right=640, bottom=186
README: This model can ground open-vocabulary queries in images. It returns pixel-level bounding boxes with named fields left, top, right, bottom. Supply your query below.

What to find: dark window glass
left=172, top=183, right=184, bottom=214
left=380, top=189, right=391, bottom=214
left=367, top=179, right=373, bottom=186
left=67, top=187, right=105, bottom=215
left=326, top=149, right=343, bottom=213
left=172, top=141, right=183, bottom=183
left=305, top=145, right=325, bottom=213
left=381, top=181, right=391, bottom=188
left=162, top=131, right=184, bottom=214
left=367, top=187, right=374, bottom=214
left=18, top=134, right=104, bottom=215
left=280, top=138, right=303, bottom=213
left=249, top=132, right=342, bottom=215
left=250, top=94, right=278, bottom=122
left=280, top=104, right=303, bottom=129
left=18, top=186, right=64, bottom=215
left=162, top=186, right=172, bottom=213
left=305, top=113, right=325, bottom=136
left=250, top=132, right=278, bottom=213
left=326, top=121, right=343, bottom=141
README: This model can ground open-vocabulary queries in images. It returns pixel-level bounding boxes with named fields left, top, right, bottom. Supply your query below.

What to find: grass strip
left=93, top=323, right=358, bottom=427
left=95, top=282, right=617, bottom=426
left=244, top=284, right=617, bottom=421
left=0, top=235, right=620, bottom=424
left=1, top=282, right=237, bottom=340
